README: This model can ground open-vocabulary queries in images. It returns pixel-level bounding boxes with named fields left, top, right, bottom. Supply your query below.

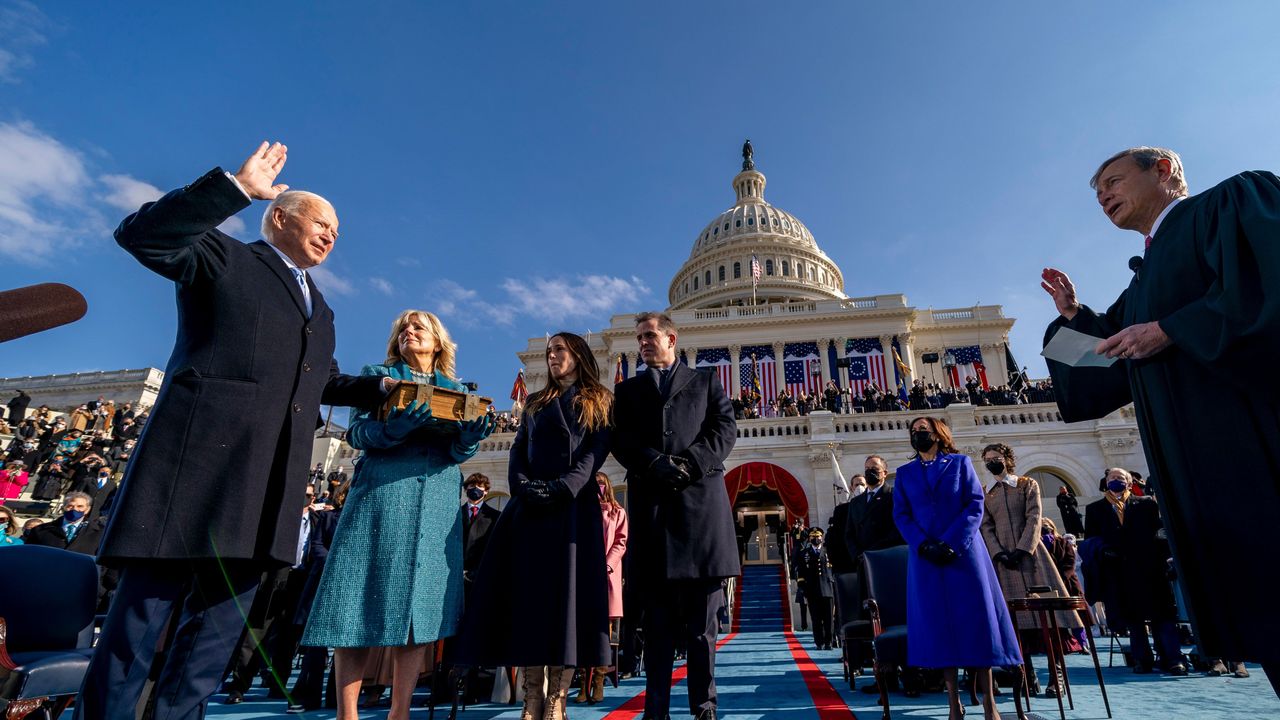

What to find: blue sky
left=3, top=1, right=1280, bottom=406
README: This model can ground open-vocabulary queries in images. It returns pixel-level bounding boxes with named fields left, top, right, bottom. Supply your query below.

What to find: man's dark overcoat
left=1046, top=171, right=1280, bottom=665
left=1083, top=496, right=1176, bottom=628
left=460, top=387, right=611, bottom=667
left=611, top=364, right=739, bottom=586
left=100, top=169, right=382, bottom=566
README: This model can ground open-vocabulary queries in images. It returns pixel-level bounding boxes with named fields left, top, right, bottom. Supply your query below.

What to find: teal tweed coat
left=302, top=361, right=478, bottom=647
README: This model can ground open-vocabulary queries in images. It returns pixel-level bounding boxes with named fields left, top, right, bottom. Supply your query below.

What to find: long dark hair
left=525, top=332, right=613, bottom=432
left=909, top=416, right=959, bottom=455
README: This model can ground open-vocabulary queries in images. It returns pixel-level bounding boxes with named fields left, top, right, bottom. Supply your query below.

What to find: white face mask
left=852, top=485, right=867, bottom=497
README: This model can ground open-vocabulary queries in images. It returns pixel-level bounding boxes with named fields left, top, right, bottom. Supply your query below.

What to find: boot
left=543, top=666, right=573, bottom=720
left=589, top=667, right=607, bottom=703
left=572, top=668, right=590, bottom=704
left=520, top=666, right=546, bottom=720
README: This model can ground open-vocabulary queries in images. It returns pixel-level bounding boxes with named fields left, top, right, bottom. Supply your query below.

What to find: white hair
left=260, top=190, right=333, bottom=242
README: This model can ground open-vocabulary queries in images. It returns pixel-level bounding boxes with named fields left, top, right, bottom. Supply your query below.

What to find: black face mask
left=910, top=430, right=936, bottom=452
left=465, top=487, right=485, bottom=501
left=864, top=468, right=883, bottom=485
left=985, top=459, right=1006, bottom=476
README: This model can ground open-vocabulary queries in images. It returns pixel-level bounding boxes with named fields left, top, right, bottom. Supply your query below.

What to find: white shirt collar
left=265, top=240, right=302, bottom=273
left=988, top=474, right=1018, bottom=492
left=1149, top=196, right=1185, bottom=238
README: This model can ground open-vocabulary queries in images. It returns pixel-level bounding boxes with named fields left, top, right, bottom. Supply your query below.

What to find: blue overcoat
left=302, top=362, right=477, bottom=647
left=892, top=453, right=1021, bottom=668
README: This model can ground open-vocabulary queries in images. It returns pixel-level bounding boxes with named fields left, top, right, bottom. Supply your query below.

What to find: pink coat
left=602, top=503, right=629, bottom=618
left=0, top=470, right=29, bottom=500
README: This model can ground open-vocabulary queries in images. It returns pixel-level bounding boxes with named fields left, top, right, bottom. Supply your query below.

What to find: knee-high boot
left=589, top=666, right=607, bottom=703
left=542, top=666, right=573, bottom=720
left=571, top=668, right=590, bottom=704
left=520, top=666, right=546, bottom=720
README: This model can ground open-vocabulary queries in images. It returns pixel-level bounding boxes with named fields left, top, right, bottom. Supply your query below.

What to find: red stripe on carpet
left=600, top=632, right=738, bottom=720
left=780, top=566, right=857, bottom=719
left=783, top=630, right=858, bottom=719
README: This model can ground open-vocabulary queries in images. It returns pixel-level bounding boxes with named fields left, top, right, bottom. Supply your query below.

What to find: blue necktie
left=292, top=268, right=313, bottom=317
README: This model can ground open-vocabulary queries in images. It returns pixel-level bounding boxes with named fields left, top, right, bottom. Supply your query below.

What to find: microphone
left=0, top=283, right=88, bottom=343
left=1128, top=256, right=1143, bottom=274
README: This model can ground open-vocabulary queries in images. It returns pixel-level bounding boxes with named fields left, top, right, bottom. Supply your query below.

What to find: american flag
left=696, top=347, right=734, bottom=394
left=738, top=344, right=775, bottom=410
left=750, top=255, right=762, bottom=286
left=783, top=342, right=823, bottom=397
left=844, top=338, right=889, bottom=395
left=946, top=345, right=988, bottom=389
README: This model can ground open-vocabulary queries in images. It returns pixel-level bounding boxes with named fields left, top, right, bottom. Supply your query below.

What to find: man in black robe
left=1041, top=146, right=1280, bottom=693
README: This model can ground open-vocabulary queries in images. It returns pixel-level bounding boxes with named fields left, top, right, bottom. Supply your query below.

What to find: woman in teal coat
left=302, top=309, right=495, bottom=720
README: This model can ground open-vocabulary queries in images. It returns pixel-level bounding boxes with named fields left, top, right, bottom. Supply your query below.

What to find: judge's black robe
left=1045, top=171, right=1280, bottom=667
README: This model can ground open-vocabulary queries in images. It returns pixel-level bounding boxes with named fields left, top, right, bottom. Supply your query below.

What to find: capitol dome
left=668, top=142, right=846, bottom=311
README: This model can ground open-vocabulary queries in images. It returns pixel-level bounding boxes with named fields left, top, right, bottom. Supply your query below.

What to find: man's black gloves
left=919, top=539, right=959, bottom=566
left=650, top=454, right=695, bottom=492
left=518, top=478, right=572, bottom=506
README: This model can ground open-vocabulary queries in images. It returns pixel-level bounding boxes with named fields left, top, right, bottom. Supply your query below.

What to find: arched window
left=718, top=266, right=725, bottom=282
left=693, top=276, right=699, bottom=290
left=781, top=260, right=790, bottom=277
left=1024, top=468, right=1075, bottom=530
left=807, top=266, right=814, bottom=280
left=684, top=282, right=688, bottom=294
left=705, top=270, right=712, bottom=286
left=765, top=259, right=775, bottom=275
left=733, top=262, right=741, bottom=279
left=796, top=261, right=804, bottom=279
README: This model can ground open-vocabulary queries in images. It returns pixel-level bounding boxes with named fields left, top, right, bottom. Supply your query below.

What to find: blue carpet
left=208, top=566, right=1280, bottom=719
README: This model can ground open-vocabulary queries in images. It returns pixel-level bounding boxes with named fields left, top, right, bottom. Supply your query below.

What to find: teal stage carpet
left=208, top=564, right=1277, bottom=719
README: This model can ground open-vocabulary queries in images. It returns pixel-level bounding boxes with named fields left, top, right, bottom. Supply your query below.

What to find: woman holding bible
left=301, top=309, right=495, bottom=720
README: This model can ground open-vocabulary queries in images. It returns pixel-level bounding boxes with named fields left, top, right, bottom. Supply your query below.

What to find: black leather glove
left=518, top=478, right=571, bottom=506
left=919, top=540, right=958, bottom=566
left=992, top=551, right=1011, bottom=568
left=650, top=454, right=693, bottom=492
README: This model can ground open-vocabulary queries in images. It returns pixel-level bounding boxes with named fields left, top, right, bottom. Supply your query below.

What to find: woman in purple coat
left=893, top=417, right=1021, bottom=720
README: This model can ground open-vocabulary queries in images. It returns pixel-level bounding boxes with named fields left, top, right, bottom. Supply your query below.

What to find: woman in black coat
left=460, top=332, right=611, bottom=720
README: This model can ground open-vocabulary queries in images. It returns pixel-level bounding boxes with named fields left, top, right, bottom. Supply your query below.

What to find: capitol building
left=0, top=145, right=1148, bottom=562
left=460, top=145, right=1147, bottom=559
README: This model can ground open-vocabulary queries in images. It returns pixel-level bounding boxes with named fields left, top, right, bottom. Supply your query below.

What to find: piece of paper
left=1041, top=326, right=1118, bottom=368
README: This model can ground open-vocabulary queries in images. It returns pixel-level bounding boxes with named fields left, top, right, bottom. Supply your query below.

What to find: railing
left=932, top=309, right=974, bottom=320
left=835, top=415, right=913, bottom=434
left=735, top=417, right=809, bottom=440
left=972, top=405, right=1064, bottom=426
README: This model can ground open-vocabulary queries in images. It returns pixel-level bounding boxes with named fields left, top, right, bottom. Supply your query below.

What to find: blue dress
left=302, top=362, right=477, bottom=647
left=892, top=453, right=1021, bottom=668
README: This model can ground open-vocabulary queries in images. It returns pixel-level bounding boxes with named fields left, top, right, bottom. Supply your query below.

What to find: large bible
left=378, top=382, right=494, bottom=422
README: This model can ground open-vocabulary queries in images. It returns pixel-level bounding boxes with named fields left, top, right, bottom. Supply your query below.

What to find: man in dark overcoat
left=1042, top=146, right=1280, bottom=693
left=75, top=142, right=388, bottom=720
left=612, top=311, right=738, bottom=720
left=1084, top=468, right=1182, bottom=674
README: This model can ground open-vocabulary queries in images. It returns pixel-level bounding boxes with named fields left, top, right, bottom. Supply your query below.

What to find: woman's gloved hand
left=384, top=401, right=433, bottom=441
left=456, top=414, right=496, bottom=445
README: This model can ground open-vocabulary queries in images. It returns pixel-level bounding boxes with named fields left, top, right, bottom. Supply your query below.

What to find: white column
left=729, top=344, right=742, bottom=397
left=772, top=340, right=786, bottom=398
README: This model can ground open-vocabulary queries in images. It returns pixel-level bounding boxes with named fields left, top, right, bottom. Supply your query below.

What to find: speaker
left=921, top=352, right=940, bottom=364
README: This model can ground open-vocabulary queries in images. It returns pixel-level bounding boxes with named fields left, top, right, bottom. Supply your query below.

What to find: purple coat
left=892, top=453, right=1021, bottom=668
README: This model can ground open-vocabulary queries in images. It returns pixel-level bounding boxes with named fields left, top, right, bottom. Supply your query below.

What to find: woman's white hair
left=260, top=190, right=333, bottom=241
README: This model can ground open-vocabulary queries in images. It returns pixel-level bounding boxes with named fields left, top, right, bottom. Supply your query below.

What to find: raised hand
left=234, top=141, right=290, bottom=200
left=1040, top=268, right=1080, bottom=320
left=384, top=400, right=433, bottom=441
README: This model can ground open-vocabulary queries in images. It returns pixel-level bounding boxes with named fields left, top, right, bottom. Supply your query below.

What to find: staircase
left=736, top=564, right=789, bottom=632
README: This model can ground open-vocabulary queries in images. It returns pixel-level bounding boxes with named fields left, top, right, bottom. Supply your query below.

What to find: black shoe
left=1133, top=662, right=1153, bottom=674
left=695, top=710, right=717, bottom=720
left=1165, top=663, right=1188, bottom=676
left=223, top=691, right=243, bottom=705
left=640, top=715, right=670, bottom=720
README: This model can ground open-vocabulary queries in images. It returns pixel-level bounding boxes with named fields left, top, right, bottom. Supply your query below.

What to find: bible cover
left=378, top=382, right=494, bottom=422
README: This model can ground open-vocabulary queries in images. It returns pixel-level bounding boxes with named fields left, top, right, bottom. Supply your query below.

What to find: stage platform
left=207, top=564, right=1276, bottom=719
